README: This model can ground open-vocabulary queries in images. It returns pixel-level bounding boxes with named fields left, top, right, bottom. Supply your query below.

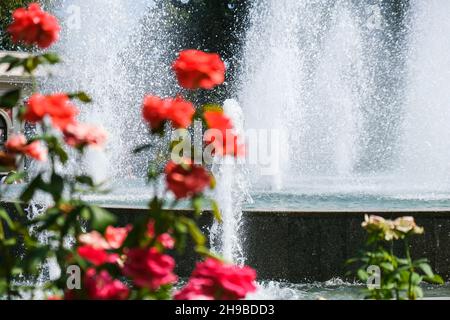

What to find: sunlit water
left=3, top=177, right=450, bottom=211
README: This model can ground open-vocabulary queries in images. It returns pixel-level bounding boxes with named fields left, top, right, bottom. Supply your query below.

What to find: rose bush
left=0, top=3, right=257, bottom=301
left=349, top=215, right=443, bottom=300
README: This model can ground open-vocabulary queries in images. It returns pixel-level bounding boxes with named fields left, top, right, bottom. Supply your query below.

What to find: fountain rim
left=3, top=200, right=450, bottom=218
left=88, top=204, right=450, bottom=218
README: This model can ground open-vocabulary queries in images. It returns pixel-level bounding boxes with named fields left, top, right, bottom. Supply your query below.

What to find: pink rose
left=104, top=226, right=131, bottom=249
left=175, top=258, right=257, bottom=300
left=84, top=268, right=129, bottom=300
left=147, top=221, right=175, bottom=249
left=5, top=134, right=48, bottom=162
left=23, top=141, right=48, bottom=161
left=63, top=123, right=108, bottom=149
left=122, top=247, right=177, bottom=290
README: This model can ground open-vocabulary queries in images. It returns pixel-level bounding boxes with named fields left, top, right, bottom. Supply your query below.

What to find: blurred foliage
left=156, top=0, right=251, bottom=103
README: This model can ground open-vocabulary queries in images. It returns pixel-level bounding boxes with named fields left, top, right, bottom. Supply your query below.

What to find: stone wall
left=2, top=202, right=450, bottom=282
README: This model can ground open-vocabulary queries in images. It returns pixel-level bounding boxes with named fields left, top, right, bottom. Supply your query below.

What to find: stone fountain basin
left=103, top=206, right=450, bottom=282
left=6, top=200, right=448, bottom=283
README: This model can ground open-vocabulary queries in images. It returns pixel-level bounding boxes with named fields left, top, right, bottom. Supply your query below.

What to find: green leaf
left=89, top=206, right=116, bottom=232
left=418, top=263, right=434, bottom=278
left=0, top=89, right=21, bottom=109
left=357, top=269, right=369, bottom=282
left=122, top=215, right=148, bottom=248
left=2, top=238, right=17, bottom=246
left=24, top=56, right=39, bottom=73
left=35, top=211, right=61, bottom=232
left=133, top=144, right=152, bottom=154
left=202, top=104, right=223, bottom=114
left=0, top=55, right=21, bottom=65
left=147, top=165, right=160, bottom=181
left=174, top=220, right=188, bottom=234
left=54, top=143, right=69, bottom=164
left=410, top=272, right=423, bottom=286
left=380, top=262, right=394, bottom=271
left=4, top=172, right=26, bottom=184
left=0, top=209, right=15, bottom=230
left=192, top=197, right=203, bottom=215
left=413, top=286, right=424, bottom=300
left=68, top=91, right=92, bottom=103
left=185, top=219, right=206, bottom=246
left=76, top=175, right=95, bottom=187
left=41, top=53, right=61, bottom=64
left=424, top=274, right=444, bottom=285
left=20, top=175, right=44, bottom=202
left=49, top=173, right=64, bottom=202
left=210, top=199, right=222, bottom=223
left=195, top=246, right=223, bottom=261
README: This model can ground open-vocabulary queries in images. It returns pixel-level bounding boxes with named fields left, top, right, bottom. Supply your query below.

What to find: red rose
left=7, top=3, right=60, bottom=49
left=204, top=110, right=233, bottom=133
left=44, top=94, right=79, bottom=130
left=172, top=50, right=226, bottom=90
left=122, top=247, right=177, bottom=290
left=23, top=94, right=47, bottom=123
left=166, top=97, right=195, bottom=129
left=175, top=258, right=257, bottom=300
left=63, top=123, right=108, bottom=149
left=5, top=134, right=48, bottom=162
left=142, top=95, right=194, bottom=130
left=142, top=95, right=169, bottom=130
left=84, top=268, right=129, bottom=300
left=204, top=111, right=245, bottom=157
left=24, top=93, right=79, bottom=130
left=77, top=245, right=119, bottom=266
left=165, top=160, right=212, bottom=199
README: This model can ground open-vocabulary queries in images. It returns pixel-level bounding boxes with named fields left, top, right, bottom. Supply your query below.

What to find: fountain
left=40, top=0, right=450, bottom=211
left=239, top=0, right=450, bottom=211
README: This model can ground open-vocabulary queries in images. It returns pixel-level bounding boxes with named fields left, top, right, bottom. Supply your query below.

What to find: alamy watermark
left=366, top=265, right=381, bottom=290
